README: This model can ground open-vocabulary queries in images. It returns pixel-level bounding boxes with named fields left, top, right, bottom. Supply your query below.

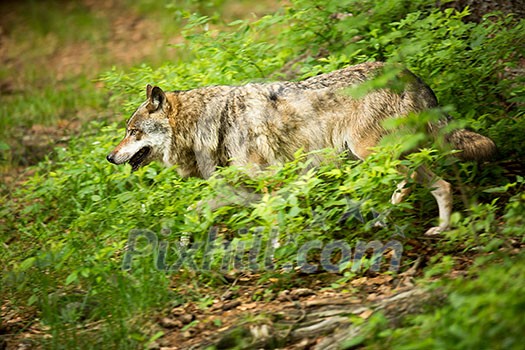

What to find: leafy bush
left=370, top=253, right=525, bottom=349
left=2, top=0, right=524, bottom=348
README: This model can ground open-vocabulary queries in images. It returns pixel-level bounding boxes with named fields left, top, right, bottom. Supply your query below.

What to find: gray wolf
left=106, top=62, right=496, bottom=235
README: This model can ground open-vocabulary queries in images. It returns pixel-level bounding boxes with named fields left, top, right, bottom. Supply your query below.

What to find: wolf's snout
left=106, top=153, right=116, bottom=164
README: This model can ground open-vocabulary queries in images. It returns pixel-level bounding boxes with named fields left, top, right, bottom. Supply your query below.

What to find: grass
left=2, top=1, right=110, bottom=43
left=1, top=0, right=524, bottom=348
left=0, top=77, right=104, bottom=128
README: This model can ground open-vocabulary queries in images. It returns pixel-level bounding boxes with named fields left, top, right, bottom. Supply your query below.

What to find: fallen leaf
left=358, top=309, right=373, bottom=319
left=238, top=302, right=257, bottom=311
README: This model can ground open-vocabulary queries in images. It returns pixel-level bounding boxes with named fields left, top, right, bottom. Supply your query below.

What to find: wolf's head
left=107, top=85, right=173, bottom=171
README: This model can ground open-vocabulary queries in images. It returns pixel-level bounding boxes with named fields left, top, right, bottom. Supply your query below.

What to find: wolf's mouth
left=128, top=146, right=151, bottom=172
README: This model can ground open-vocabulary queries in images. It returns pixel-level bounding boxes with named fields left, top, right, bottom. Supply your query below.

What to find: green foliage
left=2, top=0, right=524, bottom=348
left=370, top=254, right=525, bottom=349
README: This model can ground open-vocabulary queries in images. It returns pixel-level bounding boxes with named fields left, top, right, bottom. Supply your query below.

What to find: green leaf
left=19, top=257, right=36, bottom=271
left=65, top=271, right=79, bottom=285
left=483, top=182, right=516, bottom=194
left=91, top=194, right=102, bottom=202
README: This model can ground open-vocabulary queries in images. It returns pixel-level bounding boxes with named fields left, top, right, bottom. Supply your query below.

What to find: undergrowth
left=1, top=0, right=524, bottom=348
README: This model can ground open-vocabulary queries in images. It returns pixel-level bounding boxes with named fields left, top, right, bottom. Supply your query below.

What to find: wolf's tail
left=444, top=128, right=496, bottom=161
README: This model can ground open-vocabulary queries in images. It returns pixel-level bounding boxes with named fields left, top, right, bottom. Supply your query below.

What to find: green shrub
left=2, top=0, right=524, bottom=347
left=372, top=254, right=525, bottom=350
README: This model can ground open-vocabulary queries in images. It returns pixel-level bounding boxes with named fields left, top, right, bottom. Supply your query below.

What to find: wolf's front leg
left=189, top=185, right=262, bottom=212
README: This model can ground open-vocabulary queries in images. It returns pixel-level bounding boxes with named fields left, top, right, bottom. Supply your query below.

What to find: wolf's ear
left=146, top=84, right=153, bottom=99
left=148, top=86, right=167, bottom=112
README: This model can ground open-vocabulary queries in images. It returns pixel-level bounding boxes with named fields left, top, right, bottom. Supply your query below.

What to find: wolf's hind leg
left=414, top=166, right=453, bottom=236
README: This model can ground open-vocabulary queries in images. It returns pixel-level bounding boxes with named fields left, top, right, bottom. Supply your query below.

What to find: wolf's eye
left=129, top=129, right=137, bottom=136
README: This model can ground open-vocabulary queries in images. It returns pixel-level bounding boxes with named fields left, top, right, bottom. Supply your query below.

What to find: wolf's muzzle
left=106, top=153, right=117, bottom=164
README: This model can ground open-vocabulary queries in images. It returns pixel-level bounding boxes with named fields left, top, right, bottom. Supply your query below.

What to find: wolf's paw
left=373, top=220, right=387, bottom=228
left=424, top=225, right=447, bottom=236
